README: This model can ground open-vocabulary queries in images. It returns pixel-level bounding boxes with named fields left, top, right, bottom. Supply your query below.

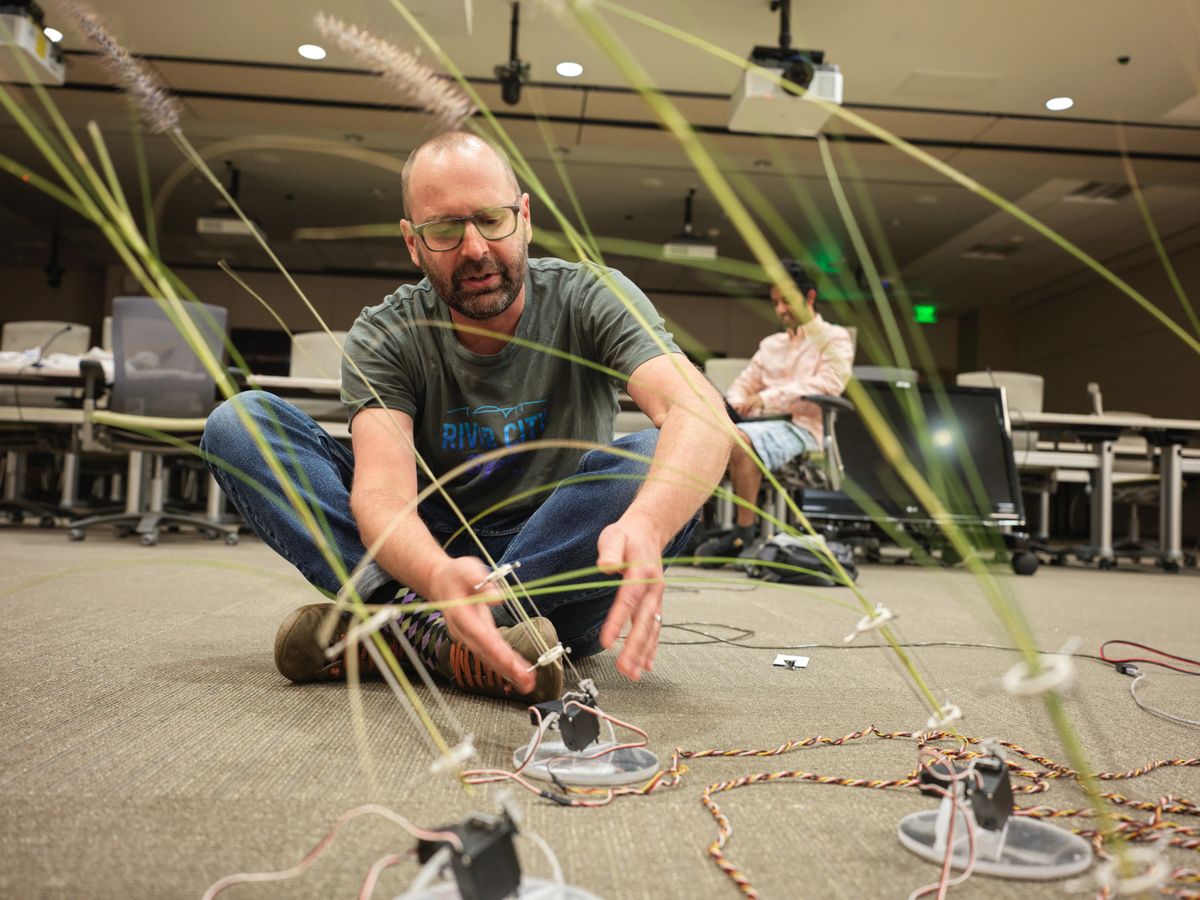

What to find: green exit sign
left=913, top=304, right=937, bottom=324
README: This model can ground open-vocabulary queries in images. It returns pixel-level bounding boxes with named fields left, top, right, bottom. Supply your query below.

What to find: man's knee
left=201, top=391, right=277, bottom=459
left=580, top=427, right=658, bottom=474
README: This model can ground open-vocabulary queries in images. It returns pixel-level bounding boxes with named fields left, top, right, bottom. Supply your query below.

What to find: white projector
left=729, top=62, right=843, bottom=137
left=662, top=236, right=717, bottom=261
left=196, top=215, right=260, bottom=239
left=0, top=11, right=66, bottom=86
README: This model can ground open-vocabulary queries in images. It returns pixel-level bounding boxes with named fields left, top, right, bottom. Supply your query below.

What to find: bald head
left=401, top=132, right=520, bottom=221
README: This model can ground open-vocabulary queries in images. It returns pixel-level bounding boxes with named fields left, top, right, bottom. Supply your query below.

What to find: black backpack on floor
left=745, top=534, right=858, bottom=586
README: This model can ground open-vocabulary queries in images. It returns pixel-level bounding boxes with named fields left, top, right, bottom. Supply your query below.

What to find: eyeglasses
left=410, top=203, right=522, bottom=252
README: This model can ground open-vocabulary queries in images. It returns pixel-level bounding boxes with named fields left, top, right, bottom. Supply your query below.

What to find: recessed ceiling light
left=298, top=44, right=326, bottom=61
left=43, top=27, right=63, bottom=43
left=1045, top=96, right=1074, bottom=111
left=556, top=61, right=583, bottom=78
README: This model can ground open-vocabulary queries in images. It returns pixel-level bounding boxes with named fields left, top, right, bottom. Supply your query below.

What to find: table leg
left=1158, top=443, right=1183, bottom=568
left=1089, top=440, right=1114, bottom=566
left=59, top=449, right=80, bottom=509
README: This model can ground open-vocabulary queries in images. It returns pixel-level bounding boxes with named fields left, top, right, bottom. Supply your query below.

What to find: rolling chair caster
left=1098, top=558, right=1116, bottom=571
left=224, top=533, right=238, bottom=546
left=140, top=532, right=158, bottom=547
left=1011, top=552, right=1039, bottom=576
left=68, top=528, right=85, bottom=542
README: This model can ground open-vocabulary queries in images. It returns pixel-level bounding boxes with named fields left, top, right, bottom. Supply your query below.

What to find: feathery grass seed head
left=53, top=0, right=181, bottom=133
left=315, top=13, right=475, bottom=132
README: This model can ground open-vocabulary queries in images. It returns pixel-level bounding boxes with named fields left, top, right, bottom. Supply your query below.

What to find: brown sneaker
left=274, top=603, right=565, bottom=704
left=437, top=616, right=564, bottom=704
left=274, top=602, right=401, bottom=682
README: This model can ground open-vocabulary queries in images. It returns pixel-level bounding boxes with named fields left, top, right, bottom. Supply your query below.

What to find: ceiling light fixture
left=43, top=26, right=63, bottom=43
left=1045, top=96, right=1074, bottom=111
left=298, top=44, right=326, bottom=61
left=556, top=61, right=583, bottom=77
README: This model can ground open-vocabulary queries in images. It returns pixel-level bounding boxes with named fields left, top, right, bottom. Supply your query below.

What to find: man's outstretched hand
left=596, top=513, right=666, bottom=681
left=430, top=556, right=535, bottom=694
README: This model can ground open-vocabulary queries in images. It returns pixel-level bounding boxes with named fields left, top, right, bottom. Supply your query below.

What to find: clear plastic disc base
left=512, top=739, right=659, bottom=787
left=399, top=876, right=601, bottom=899
left=897, top=810, right=1093, bottom=880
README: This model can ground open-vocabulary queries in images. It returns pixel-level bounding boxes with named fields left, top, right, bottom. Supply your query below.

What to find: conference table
left=0, top=359, right=342, bottom=512
left=0, top=356, right=103, bottom=513
left=1013, top=411, right=1200, bottom=571
left=9, top=359, right=1196, bottom=571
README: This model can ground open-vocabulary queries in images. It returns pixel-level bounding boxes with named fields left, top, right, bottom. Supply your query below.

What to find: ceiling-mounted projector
left=662, top=188, right=717, bottom=261
left=0, top=3, right=66, bottom=85
left=729, top=46, right=842, bottom=137
left=196, top=162, right=264, bottom=240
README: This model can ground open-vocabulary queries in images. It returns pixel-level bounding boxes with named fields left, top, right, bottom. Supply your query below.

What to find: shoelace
left=448, top=642, right=510, bottom=694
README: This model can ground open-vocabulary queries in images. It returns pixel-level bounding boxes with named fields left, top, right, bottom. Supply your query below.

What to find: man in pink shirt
left=698, top=260, right=855, bottom=563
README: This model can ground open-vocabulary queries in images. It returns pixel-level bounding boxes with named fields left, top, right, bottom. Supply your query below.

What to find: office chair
left=700, top=357, right=853, bottom=551
left=67, top=296, right=238, bottom=546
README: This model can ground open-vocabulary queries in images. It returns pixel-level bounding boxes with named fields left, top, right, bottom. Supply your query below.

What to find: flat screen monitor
left=800, top=382, right=1025, bottom=526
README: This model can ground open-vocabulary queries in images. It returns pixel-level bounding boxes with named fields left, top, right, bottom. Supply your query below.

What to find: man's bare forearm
left=622, top=400, right=734, bottom=547
left=350, top=486, right=450, bottom=599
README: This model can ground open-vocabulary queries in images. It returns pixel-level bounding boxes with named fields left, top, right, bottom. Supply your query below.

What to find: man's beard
left=420, top=244, right=528, bottom=321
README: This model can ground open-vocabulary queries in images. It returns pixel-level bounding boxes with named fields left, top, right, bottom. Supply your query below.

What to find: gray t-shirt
left=341, top=257, right=679, bottom=524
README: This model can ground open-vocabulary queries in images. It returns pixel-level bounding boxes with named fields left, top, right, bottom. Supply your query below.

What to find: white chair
left=957, top=370, right=1050, bottom=540
left=1, top=320, right=92, bottom=356
left=703, top=357, right=751, bottom=394
left=288, top=330, right=347, bottom=421
left=0, top=319, right=92, bottom=407
left=614, top=409, right=654, bottom=436
left=1, top=320, right=93, bottom=523
left=956, top=371, right=1043, bottom=453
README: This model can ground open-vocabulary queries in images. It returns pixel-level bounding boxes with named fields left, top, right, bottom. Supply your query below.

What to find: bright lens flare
left=931, top=428, right=953, bottom=449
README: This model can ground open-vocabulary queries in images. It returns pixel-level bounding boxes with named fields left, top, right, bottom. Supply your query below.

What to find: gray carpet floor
left=2, top=526, right=1197, bottom=899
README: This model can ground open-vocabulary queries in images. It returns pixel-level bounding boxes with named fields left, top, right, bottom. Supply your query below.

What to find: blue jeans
left=200, top=391, right=696, bottom=659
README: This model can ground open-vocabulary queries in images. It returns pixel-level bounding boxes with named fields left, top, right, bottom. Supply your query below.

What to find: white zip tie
left=526, top=642, right=566, bottom=672
left=925, top=703, right=963, bottom=731
left=1001, top=639, right=1078, bottom=697
left=474, top=561, right=521, bottom=590
left=429, top=736, right=477, bottom=775
left=325, top=607, right=401, bottom=659
left=845, top=604, right=895, bottom=643
left=1095, top=845, right=1170, bottom=896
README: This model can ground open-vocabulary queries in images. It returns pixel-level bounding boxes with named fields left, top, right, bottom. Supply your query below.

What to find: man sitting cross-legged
left=201, top=132, right=732, bottom=703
